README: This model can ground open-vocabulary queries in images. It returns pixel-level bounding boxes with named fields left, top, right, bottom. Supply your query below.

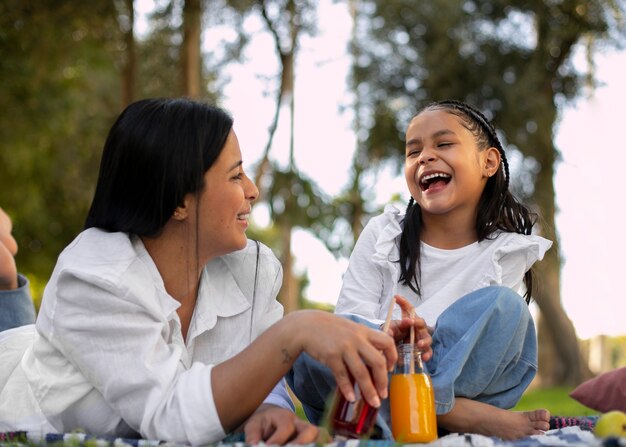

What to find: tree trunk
left=347, top=0, right=365, bottom=242
left=277, top=222, right=298, bottom=314
left=531, top=101, right=593, bottom=386
left=120, top=0, right=135, bottom=108
left=254, top=2, right=297, bottom=194
left=181, top=0, right=202, bottom=98
left=523, top=11, right=595, bottom=385
left=258, top=0, right=301, bottom=314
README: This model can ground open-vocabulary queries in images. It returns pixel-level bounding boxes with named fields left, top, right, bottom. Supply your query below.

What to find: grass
left=512, top=387, right=598, bottom=417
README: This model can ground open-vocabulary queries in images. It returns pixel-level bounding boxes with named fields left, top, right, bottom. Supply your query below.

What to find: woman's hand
left=243, top=405, right=324, bottom=445
left=385, top=295, right=433, bottom=361
left=293, top=310, right=397, bottom=410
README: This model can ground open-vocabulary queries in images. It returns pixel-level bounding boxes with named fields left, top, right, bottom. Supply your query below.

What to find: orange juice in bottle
left=390, top=343, right=437, bottom=443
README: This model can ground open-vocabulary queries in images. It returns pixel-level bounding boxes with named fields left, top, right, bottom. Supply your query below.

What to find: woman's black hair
left=85, top=97, right=233, bottom=236
left=398, top=99, right=537, bottom=303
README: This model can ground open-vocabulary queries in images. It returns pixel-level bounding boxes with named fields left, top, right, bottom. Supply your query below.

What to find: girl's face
left=188, top=129, right=259, bottom=260
left=404, top=109, right=499, bottom=222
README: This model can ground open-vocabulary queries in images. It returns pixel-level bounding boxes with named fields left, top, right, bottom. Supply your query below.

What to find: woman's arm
left=46, top=269, right=394, bottom=444
left=211, top=309, right=397, bottom=433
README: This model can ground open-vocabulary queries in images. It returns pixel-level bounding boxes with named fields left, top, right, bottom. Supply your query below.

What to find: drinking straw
left=409, top=308, right=415, bottom=347
left=409, top=308, right=415, bottom=374
left=382, top=297, right=396, bottom=332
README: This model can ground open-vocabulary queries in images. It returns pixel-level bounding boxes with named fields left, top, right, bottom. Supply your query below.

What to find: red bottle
left=329, top=374, right=379, bottom=439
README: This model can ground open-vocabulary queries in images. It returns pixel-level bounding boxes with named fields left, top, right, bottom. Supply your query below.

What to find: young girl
left=289, top=100, right=552, bottom=440
left=0, top=98, right=409, bottom=445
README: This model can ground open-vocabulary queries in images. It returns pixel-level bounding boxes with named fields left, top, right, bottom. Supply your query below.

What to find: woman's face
left=193, top=129, right=259, bottom=260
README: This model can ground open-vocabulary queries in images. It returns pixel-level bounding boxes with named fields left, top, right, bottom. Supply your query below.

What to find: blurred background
left=1, top=0, right=625, bottom=391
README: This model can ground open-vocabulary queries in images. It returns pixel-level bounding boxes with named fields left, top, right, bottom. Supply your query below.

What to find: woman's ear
left=483, top=147, right=501, bottom=178
left=172, top=201, right=189, bottom=221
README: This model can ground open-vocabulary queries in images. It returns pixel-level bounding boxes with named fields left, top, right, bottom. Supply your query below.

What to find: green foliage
left=0, top=1, right=249, bottom=302
left=0, top=0, right=122, bottom=283
left=267, top=165, right=331, bottom=230
left=352, top=0, right=625, bottom=193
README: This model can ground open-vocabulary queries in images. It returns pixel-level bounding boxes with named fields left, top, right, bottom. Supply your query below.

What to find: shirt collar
left=130, top=234, right=180, bottom=318
left=187, top=256, right=252, bottom=341
left=130, top=235, right=252, bottom=341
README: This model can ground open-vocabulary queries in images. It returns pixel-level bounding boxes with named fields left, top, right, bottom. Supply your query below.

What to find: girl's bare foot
left=438, top=398, right=550, bottom=440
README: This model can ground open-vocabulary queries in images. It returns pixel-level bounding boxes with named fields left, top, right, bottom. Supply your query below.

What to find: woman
left=0, top=98, right=424, bottom=445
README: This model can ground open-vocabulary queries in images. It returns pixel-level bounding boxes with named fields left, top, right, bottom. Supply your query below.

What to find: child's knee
left=486, top=286, right=530, bottom=322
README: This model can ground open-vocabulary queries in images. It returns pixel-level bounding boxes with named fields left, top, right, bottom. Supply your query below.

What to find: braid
left=399, top=197, right=421, bottom=296
left=397, top=99, right=538, bottom=303
left=406, top=196, right=414, bottom=213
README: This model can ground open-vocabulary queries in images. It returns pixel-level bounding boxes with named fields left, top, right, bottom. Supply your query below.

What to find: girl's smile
left=419, top=171, right=452, bottom=193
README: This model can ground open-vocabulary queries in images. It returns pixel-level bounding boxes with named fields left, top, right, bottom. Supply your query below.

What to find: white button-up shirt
left=0, top=229, right=290, bottom=445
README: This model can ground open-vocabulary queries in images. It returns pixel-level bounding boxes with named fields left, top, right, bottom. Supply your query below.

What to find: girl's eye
left=232, top=173, right=243, bottom=181
left=437, top=142, right=453, bottom=148
left=407, top=149, right=421, bottom=157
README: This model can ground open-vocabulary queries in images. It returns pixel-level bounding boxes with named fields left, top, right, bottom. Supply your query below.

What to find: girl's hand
left=243, top=405, right=322, bottom=445
left=385, top=295, right=433, bottom=362
left=295, top=310, right=397, bottom=410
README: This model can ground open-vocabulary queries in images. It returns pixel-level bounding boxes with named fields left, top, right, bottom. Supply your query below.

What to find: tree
left=239, top=0, right=319, bottom=313
left=349, top=0, right=625, bottom=385
left=181, top=0, right=202, bottom=97
left=115, top=0, right=136, bottom=107
left=0, top=0, right=122, bottom=291
left=0, top=0, right=227, bottom=301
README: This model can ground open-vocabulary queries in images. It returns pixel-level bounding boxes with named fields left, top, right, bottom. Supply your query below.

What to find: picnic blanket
left=1, top=417, right=622, bottom=447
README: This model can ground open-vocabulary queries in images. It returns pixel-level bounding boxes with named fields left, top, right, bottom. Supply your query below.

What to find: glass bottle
left=389, top=343, right=438, bottom=442
left=328, top=371, right=379, bottom=439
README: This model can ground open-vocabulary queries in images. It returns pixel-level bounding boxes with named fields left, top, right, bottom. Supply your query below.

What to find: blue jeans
left=0, top=274, right=36, bottom=331
left=286, top=286, right=537, bottom=439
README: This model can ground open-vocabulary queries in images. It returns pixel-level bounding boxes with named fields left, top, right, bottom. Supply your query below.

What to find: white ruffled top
left=335, top=205, right=553, bottom=327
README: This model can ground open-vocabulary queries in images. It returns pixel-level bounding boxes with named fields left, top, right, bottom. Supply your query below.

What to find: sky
left=138, top=1, right=626, bottom=339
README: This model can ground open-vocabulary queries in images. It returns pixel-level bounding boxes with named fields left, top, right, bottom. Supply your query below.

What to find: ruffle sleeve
left=371, top=204, right=405, bottom=277
left=479, top=233, right=553, bottom=292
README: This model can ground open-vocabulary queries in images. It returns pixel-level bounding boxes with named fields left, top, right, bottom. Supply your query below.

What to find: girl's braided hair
left=398, top=100, right=537, bottom=303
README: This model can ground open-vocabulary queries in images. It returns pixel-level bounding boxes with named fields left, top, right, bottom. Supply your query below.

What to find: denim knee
left=428, top=286, right=537, bottom=414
